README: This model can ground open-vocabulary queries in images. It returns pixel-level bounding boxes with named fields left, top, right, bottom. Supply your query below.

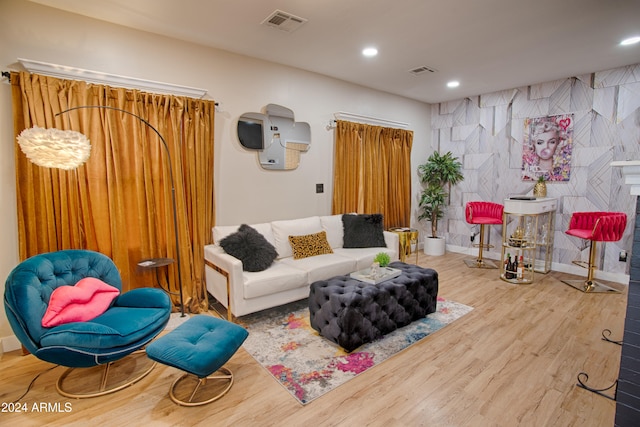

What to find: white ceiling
left=29, top=0, right=640, bottom=104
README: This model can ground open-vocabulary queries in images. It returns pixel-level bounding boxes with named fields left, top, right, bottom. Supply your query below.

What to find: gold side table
left=388, top=227, right=419, bottom=264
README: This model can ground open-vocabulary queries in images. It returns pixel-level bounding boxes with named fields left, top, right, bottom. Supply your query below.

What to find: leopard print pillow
left=288, top=231, right=334, bottom=259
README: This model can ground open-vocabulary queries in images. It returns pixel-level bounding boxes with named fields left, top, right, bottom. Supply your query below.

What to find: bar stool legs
left=464, top=224, right=498, bottom=269
left=464, top=201, right=503, bottom=269
left=562, top=241, right=620, bottom=293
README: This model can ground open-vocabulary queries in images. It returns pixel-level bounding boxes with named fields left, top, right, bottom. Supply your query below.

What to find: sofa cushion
left=220, top=224, right=278, bottom=272
left=243, top=261, right=309, bottom=299
left=271, top=216, right=323, bottom=259
left=289, top=231, right=334, bottom=260
left=333, top=247, right=397, bottom=271
left=342, top=214, right=386, bottom=248
left=282, top=253, right=357, bottom=283
left=320, top=214, right=344, bottom=249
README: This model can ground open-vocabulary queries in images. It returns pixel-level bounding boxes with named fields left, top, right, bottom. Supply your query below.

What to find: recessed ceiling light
left=362, top=47, right=378, bottom=57
left=447, top=80, right=460, bottom=88
left=620, top=36, right=640, bottom=46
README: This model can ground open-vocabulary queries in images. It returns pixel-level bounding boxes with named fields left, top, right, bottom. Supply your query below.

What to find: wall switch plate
left=316, top=183, right=324, bottom=193
left=620, top=250, right=628, bottom=262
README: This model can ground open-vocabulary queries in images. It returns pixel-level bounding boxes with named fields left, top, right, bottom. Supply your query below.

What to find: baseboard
left=0, top=334, right=21, bottom=353
left=446, top=244, right=629, bottom=286
left=549, top=261, right=629, bottom=286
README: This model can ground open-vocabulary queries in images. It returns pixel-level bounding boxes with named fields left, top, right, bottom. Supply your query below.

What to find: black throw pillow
left=219, top=224, right=278, bottom=272
left=342, top=214, right=386, bottom=248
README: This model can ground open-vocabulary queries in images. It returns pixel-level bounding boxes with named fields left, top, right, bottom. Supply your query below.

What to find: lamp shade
left=17, top=126, right=91, bottom=170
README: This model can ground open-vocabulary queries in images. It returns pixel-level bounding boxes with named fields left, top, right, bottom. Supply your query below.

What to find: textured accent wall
left=431, top=63, right=640, bottom=275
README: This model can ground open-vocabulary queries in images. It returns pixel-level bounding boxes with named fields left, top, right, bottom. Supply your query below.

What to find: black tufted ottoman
left=309, top=262, right=438, bottom=352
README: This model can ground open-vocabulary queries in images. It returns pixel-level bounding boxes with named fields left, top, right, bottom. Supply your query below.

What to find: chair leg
left=562, top=240, right=620, bottom=293
left=464, top=224, right=497, bottom=269
left=56, top=350, right=156, bottom=398
left=169, top=367, right=234, bottom=406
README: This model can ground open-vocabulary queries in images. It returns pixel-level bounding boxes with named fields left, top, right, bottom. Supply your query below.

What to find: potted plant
left=373, top=252, right=391, bottom=268
left=418, top=151, right=464, bottom=255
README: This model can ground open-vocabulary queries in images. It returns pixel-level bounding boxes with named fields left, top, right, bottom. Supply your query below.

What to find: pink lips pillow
left=41, top=277, right=120, bottom=327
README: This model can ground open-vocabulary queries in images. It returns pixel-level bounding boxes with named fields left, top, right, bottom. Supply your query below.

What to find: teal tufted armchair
left=4, top=249, right=172, bottom=397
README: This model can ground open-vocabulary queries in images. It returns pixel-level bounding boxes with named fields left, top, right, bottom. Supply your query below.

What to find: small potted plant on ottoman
left=374, top=252, right=391, bottom=268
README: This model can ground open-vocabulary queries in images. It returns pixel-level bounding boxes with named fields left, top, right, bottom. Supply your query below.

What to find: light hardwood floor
left=0, top=252, right=627, bottom=426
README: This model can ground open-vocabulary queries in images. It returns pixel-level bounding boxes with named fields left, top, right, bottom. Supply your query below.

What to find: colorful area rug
left=240, top=296, right=473, bottom=405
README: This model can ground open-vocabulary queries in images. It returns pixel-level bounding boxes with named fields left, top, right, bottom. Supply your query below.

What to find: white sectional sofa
left=204, top=214, right=399, bottom=319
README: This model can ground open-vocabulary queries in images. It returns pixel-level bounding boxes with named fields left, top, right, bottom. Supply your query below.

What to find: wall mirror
left=237, top=104, right=311, bottom=170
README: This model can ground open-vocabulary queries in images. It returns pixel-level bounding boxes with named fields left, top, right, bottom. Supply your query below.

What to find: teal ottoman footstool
left=146, top=315, right=248, bottom=406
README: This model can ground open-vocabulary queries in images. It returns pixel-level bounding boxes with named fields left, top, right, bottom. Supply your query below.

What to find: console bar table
left=501, top=197, right=557, bottom=284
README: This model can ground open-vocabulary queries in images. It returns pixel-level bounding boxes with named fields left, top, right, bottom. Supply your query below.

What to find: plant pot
left=424, top=236, right=445, bottom=256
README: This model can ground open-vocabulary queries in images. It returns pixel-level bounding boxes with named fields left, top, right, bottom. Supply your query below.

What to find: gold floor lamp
left=17, top=106, right=186, bottom=317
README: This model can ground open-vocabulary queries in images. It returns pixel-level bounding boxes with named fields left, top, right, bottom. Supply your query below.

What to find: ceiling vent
left=262, top=10, right=308, bottom=33
left=409, top=66, right=437, bottom=76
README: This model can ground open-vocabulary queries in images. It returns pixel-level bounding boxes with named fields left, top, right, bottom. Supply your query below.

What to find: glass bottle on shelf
left=504, top=253, right=509, bottom=277
left=504, top=253, right=514, bottom=279
left=517, top=255, right=524, bottom=280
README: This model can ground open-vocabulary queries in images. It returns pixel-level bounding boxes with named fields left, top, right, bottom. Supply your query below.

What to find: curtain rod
left=15, top=58, right=209, bottom=99
left=1, top=68, right=217, bottom=106
left=329, top=111, right=409, bottom=129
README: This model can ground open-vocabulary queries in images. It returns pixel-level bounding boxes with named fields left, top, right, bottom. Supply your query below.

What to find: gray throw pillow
left=220, top=224, right=278, bottom=272
left=342, top=214, right=386, bottom=248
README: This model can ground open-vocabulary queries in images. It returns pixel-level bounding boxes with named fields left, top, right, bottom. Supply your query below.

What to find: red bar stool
left=464, top=201, right=504, bottom=269
left=563, top=211, right=627, bottom=293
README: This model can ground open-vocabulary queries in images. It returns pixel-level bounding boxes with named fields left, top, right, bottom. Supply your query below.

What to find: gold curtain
left=332, top=120, right=413, bottom=228
left=11, top=72, right=215, bottom=313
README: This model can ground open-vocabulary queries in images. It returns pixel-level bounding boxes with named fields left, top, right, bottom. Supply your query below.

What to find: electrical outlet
left=316, top=183, right=324, bottom=194
left=619, top=250, right=627, bottom=262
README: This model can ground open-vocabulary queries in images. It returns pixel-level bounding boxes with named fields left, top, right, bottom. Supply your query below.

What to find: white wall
left=0, top=45, right=19, bottom=355
left=0, top=0, right=432, bottom=348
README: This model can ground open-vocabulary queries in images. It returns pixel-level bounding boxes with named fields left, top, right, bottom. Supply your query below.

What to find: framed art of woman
left=522, top=114, right=573, bottom=182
